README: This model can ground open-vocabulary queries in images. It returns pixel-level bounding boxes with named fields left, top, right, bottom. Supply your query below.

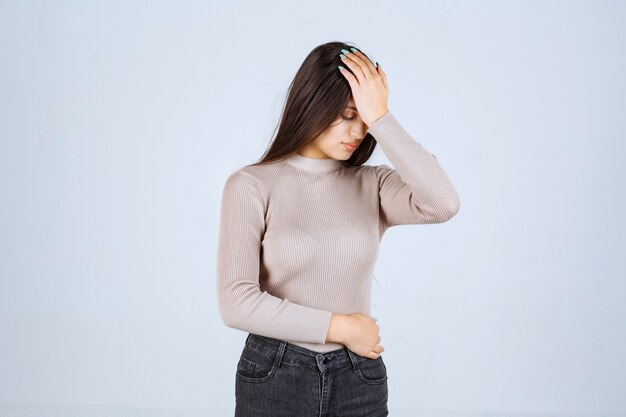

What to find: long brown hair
left=248, top=41, right=379, bottom=168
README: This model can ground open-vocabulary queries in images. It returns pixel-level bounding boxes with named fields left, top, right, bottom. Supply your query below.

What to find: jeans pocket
left=235, top=344, right=278, bottom=383
left=355, top=355, right=388, bottom=385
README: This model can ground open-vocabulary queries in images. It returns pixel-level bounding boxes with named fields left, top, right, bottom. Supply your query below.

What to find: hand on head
left=338, top=47, right=389, bottom=127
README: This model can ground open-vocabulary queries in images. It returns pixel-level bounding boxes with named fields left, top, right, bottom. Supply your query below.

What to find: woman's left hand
left=338, top=48, right=389, bottom=127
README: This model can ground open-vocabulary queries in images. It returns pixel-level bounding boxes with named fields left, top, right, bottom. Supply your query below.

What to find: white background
left=1, top=1, right=625, bottom=416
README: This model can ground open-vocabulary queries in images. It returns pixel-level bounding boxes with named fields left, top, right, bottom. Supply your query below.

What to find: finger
left=350, top=48, right=378, bottom=77
left=340, top=51, right=366, bottom=84
left=372, top=345, right=384, bottom=355
left=344, top=48, right=373, bottom=79
left=377, top=64, right=389, bottom=91
left=342, top=49, right=371, bottom=81
left=338, top=65, right=358, bottom=89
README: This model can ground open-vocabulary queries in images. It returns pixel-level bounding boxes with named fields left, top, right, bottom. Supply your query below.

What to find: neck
left=284, top=151, right=343, bottom=173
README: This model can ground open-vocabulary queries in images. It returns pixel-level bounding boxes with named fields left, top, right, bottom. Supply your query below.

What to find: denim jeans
left=234, top=333, right=388, bottom=417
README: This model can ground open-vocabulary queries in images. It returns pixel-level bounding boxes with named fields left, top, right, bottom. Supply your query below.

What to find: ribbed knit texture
left=216, top=111, right=460, bottom=353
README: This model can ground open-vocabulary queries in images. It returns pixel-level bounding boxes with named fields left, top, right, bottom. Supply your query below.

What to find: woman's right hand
left=327, top=313, right=384, bottom=359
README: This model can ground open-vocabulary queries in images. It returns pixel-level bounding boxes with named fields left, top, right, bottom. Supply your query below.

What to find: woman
left=216, top=41, right=460, bottom=416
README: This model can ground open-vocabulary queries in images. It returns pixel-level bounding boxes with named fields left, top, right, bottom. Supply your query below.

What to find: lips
left=343, top=142, right=358, bottom=151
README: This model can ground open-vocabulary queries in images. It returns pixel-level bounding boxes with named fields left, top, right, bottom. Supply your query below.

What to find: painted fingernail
left=350, top=47, right=359, bottom=52
left=341, top=48, right=350, bottom=54
left=372, top=316, right=378, bottom=321
left=339, top=54, right=346, bottom=59
left=338, top=65, right=344, bottom=70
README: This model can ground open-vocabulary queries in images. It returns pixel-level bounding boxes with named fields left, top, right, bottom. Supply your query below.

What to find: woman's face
left=297, top=98, right=369, bottom=160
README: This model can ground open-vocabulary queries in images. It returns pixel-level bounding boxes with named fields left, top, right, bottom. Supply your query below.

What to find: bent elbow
left=443, top=194, right=460, bottom=221
left=432, top=193, right=460, bottom=223
left=216, top=279, right=262, bottom=332
left=216, top=294, right=244, bottom=330
left=218, top=305, right=244, bottom=330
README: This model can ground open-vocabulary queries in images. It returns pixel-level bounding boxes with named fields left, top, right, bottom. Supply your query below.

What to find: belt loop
left=345, top=347, right=360, bottom=372
left=274, top=340, right=288, bottom=369
left=245, top=333, right=252, bottom=345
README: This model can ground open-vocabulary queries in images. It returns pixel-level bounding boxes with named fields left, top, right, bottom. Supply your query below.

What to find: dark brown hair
left=247, top=41, right=379, bottom=168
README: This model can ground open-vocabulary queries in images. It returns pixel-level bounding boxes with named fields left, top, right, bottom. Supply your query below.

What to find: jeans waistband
left=244, top=333, right=369, bottom=374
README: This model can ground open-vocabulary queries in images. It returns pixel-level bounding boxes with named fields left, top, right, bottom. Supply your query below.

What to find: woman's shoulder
left=222, top=160, right=286, bottom=195
left=229, top=159, right=284, bottom=179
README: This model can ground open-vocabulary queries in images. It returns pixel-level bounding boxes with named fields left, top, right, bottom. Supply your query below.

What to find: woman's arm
left=216, top=170, right=334, bottom=344
left=367, top=111, right=461, bottom=230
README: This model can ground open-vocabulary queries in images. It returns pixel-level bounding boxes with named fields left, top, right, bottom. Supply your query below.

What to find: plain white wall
left=1, top=1, right=625, bottom=416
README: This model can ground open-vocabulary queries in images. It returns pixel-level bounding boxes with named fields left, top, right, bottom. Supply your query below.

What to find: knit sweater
left=216, top=111, right=460, bottom=353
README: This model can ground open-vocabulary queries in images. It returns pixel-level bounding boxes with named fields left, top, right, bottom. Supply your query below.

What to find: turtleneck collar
left=284, top=151, right=343, bottom=173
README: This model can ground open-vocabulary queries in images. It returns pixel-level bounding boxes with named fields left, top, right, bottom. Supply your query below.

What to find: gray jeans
left=235, top=333, right=389, bottom=417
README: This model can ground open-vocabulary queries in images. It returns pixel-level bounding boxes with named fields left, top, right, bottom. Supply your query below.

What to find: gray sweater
left=216, top=111, right=460, bottom=353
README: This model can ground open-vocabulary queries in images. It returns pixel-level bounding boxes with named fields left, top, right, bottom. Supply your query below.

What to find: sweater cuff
left=316, top=310, right=334, bottom=344
left=366, top=111, right=399, bottom=140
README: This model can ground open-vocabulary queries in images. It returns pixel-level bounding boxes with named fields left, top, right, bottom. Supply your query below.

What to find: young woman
left=216, top=41, right=460, bottom=417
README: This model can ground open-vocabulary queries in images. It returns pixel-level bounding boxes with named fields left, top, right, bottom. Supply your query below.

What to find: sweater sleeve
left=215, top=170, right=333, bottom=343
left=366, top=111, right=460, bottom=230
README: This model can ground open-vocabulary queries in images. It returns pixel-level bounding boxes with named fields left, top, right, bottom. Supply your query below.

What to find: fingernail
left=341, top=48, right=350, bottom=54
left=338, top=65, right=344, bottom=71
left=350, top=47, right=359, bottom=52
left=372, top=316, right=378, bottom=321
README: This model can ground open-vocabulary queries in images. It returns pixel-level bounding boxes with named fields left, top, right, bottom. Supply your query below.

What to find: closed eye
left=341, top=111, right=358, bottom=121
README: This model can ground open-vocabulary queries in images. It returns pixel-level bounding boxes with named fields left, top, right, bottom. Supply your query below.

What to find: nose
left=352, top=121, right=368, bottom=138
